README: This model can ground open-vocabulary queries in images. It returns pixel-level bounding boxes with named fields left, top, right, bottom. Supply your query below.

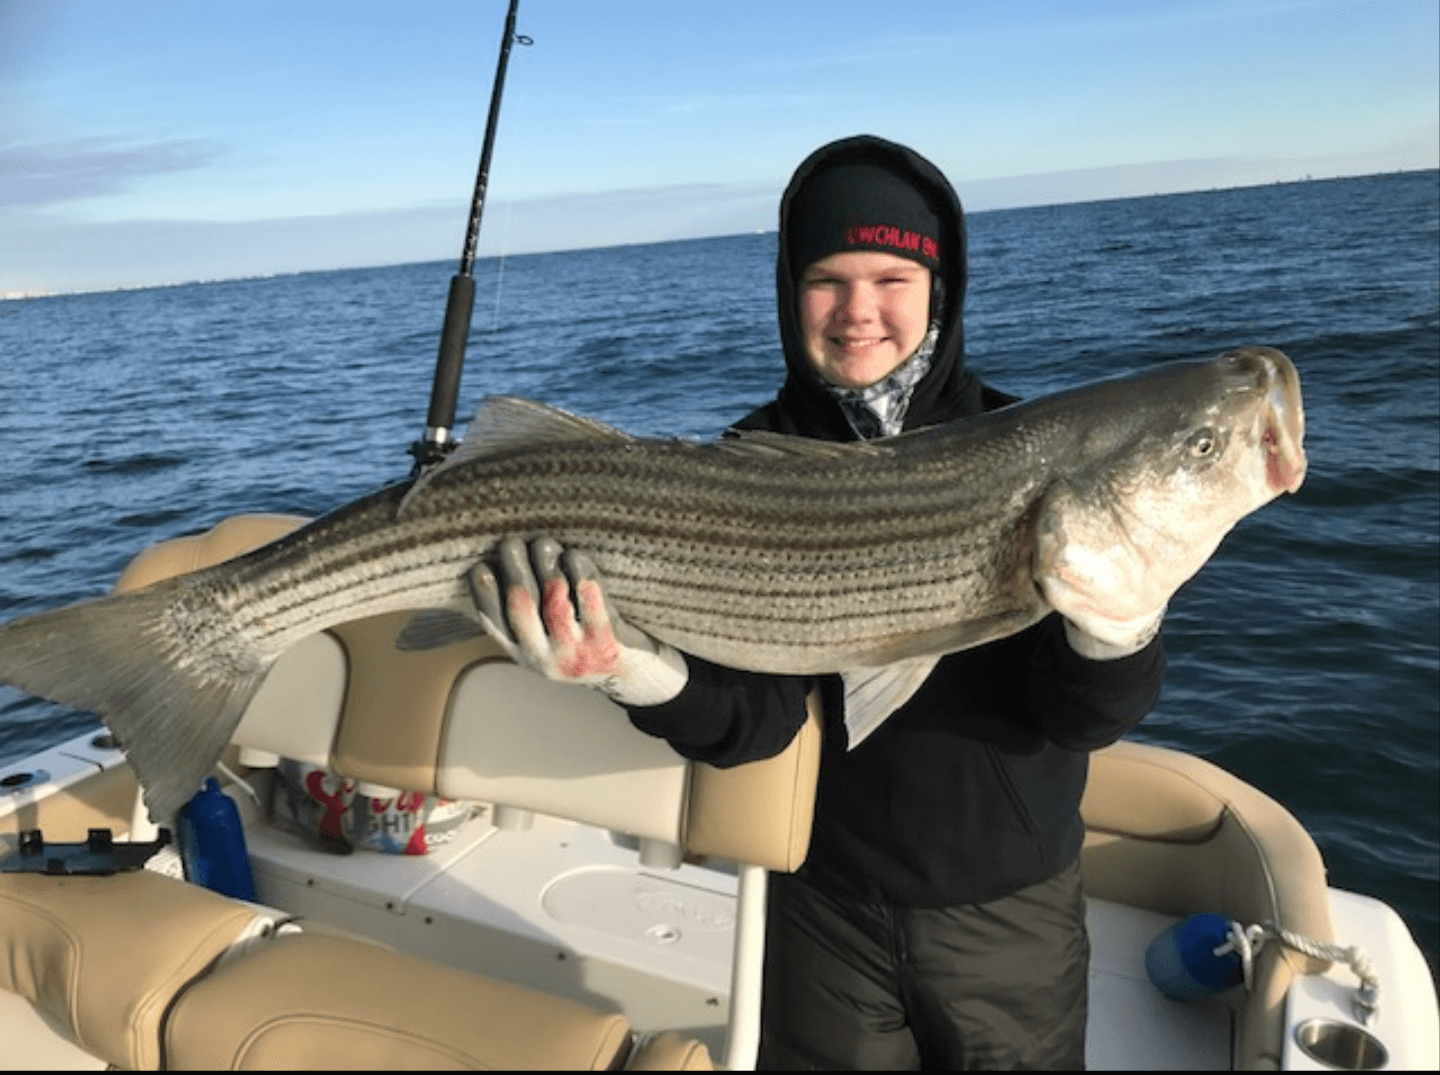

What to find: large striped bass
left=0, top=346, right=1305, bottom=821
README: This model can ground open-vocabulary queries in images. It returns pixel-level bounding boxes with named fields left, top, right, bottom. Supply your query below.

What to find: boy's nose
left=839, top=284, right=879, bottom=320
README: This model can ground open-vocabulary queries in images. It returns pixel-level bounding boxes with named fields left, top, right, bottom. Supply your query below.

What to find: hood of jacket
left=736, top=134, right=986, bottom=440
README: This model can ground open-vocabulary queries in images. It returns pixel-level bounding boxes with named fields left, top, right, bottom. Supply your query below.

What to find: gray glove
left=469, top=536, right=688, bottom=707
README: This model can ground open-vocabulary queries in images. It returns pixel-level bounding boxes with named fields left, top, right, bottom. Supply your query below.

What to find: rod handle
left=426, top=273, right=476, bottom=436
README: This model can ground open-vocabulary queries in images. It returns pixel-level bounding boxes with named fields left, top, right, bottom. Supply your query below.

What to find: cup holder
left=1294, top=1019, right=1389, bottom=1070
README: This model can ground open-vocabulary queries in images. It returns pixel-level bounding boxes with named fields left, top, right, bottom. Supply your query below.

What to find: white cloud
left=0, top=137, right=218, bottom=208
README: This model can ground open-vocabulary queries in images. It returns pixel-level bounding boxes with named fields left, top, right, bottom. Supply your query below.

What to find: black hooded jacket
left=627, top=136, right=1165, bottom=907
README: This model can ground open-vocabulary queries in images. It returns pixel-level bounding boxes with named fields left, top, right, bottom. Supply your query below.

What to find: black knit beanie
left=786, top=161, right=943, bottom=277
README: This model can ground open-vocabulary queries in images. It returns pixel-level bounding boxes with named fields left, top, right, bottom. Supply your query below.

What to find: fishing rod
left=410, top=0, right=531, bottom=475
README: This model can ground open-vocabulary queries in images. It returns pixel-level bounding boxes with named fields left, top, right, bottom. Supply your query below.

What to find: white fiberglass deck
left=242, top=804, right=1234, bottom=1069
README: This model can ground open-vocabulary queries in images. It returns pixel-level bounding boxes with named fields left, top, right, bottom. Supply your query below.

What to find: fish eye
left=1187, top=428, right=1217, bottom=458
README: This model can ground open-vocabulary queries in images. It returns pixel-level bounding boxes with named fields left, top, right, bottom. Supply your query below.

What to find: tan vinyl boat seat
left=0, top=868, right=271, bottom=1070
left=0, top=865, right=701, bottom=1070
left=1082, top=739, right=1336, bottom=1072
left=163, top=930, right=634, bottom=1070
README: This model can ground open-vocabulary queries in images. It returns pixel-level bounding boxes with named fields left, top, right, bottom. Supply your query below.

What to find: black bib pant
left=757, top=862, right=1090, bottom=1071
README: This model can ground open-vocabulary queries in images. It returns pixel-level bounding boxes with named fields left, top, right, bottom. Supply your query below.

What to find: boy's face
left=799, top=251, right=931, bottom=390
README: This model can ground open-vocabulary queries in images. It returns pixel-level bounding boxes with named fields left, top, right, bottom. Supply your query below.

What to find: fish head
left=1034, top=346, right=1306, bottom=639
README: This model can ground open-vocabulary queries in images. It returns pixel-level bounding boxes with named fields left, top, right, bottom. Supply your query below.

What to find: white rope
left=1215, top=920, right=1381, bottom=1024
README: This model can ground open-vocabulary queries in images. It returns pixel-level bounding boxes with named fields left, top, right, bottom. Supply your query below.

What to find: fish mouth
left=1232, top=346, right=1307, bottom=495
left=1264, top=417, right=1306, bottom=494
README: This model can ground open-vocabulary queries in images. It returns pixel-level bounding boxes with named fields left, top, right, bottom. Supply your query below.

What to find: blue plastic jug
left=177, top=777, right=257, bottom=901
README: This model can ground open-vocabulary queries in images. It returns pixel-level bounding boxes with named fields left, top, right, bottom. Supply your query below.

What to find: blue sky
left=2, top=0, right=1436, bottom=294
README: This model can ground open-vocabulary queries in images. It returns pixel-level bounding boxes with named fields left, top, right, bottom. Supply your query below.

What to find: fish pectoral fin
left=394, top=609, right=488, bottom=651
left=841, top=656, right=942, bottom=750
left=399, top=396, right=634, bottom=516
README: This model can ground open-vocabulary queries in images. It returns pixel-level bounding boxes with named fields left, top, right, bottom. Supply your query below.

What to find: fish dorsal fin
left=400, top=396, right=634, bottom=515
left=714, top=428, right=887, bottom=461
left=460, top=395, right=635, bottom=458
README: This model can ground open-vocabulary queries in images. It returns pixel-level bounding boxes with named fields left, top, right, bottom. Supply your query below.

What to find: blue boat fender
left=1145, top=913, right=1245, bottom=1001
left=177, top=776, right=258, bottom=902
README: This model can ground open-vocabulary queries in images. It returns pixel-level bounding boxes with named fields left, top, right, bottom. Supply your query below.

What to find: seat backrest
left=115, top=514, right=821, bottom=871
left=1081, top=738, right=1335, bottom=1072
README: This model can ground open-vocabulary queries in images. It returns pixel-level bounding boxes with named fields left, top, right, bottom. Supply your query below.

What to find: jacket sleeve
left=1024, top=614, right=1166, bottom=750
left=624, top=654, right=814, bottom=769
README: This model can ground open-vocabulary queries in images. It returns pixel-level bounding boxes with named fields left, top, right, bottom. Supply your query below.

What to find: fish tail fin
left=0, top=581, right=269, bottom=823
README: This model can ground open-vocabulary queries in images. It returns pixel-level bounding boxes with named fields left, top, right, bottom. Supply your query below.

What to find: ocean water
left=2, top=171, right=1437, bottom=975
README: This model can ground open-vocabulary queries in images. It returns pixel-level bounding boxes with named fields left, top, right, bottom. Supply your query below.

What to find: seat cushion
left=164, top=931, right=633, bottom=1070
left=0, top=869, right=263, bottom=1069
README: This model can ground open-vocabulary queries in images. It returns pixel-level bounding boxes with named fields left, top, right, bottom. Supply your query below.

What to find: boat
left=1, top=512, right=1437, bottom=1070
